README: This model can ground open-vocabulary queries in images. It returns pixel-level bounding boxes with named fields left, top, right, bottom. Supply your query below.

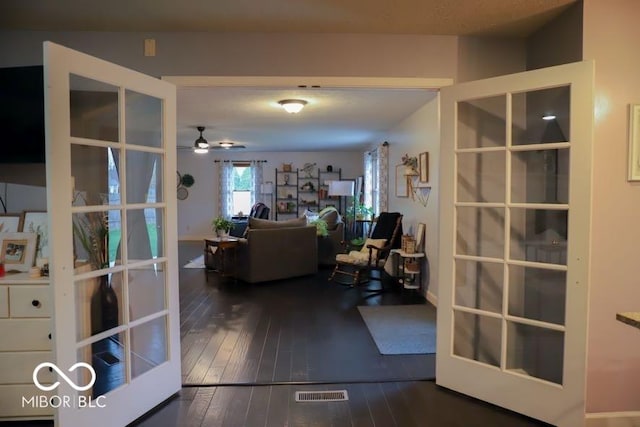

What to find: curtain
left=250, top=160, right=264, bottom=206
left=364, top=142, right=389, bottom=215
left=218, top=161, right=234, bottom=218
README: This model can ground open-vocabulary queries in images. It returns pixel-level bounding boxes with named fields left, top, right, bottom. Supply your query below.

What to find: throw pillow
left=318, top=206, right=340, bottom=230
left=360, top=238, right=387, bottom=259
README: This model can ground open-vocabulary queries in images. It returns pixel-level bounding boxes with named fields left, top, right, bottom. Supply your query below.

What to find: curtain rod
left=214, top=160, right=267, bottom=163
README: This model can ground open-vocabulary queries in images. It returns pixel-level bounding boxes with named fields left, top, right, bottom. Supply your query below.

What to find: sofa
left=235, top=217, right=318, bottom=283
left=316, top=207, right=345, bottom=266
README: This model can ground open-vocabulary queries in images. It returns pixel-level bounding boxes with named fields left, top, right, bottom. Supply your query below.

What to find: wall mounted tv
left=0, top=66, right=45, bottom=163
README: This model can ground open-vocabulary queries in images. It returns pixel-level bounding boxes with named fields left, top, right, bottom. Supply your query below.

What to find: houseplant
left=212, top=216, right=234, bottom=237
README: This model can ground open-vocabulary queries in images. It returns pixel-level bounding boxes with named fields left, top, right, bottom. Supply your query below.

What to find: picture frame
left=0, top=232, right=38, bottom=272
left=0, top=214, right=22, bottom=233
left=419, top=152, right=429, bottom=184
left=629, top=104, right=640, bottom=181
left=396, top=165, right=409, bottom=197
left=415, top=223, right=426, bottom=252
left=21, top=211, right=49, bottom=259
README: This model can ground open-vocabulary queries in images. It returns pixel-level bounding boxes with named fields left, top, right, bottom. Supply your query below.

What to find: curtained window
left=218, top=160, right=264, bottom=217
left=364, top=142, right=389, bottom=215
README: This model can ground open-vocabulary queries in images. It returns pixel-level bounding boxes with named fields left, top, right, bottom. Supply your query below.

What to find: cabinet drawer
left=0, top=352, right=54, bottom=384
left=0, top=319, right=51, bottom=351
left=0, top=286, right=7, bottom=318
left=0, top=384, right=54, bottom=418
left=9, top=286, right=51, bottom=318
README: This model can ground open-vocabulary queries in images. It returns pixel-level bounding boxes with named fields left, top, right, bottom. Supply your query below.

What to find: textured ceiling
left=2, top=0, right=576, bottom=37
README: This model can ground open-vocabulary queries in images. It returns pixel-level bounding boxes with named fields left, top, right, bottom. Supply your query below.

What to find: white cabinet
left=0, top=273, right=53, bottom=421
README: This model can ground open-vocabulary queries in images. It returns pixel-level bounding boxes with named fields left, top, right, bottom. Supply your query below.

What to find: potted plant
left=308, top=218, right=329, bottom=237
left=212, top=216, right=234, bottom=237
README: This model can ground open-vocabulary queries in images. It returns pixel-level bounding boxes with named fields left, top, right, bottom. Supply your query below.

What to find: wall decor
left=396, top=165, right=409, bottom=197
left=21, top=211, right=49, bottom=259
left=415, top=223, right=426, bottom=252
left=419, top=152, right=429, bottom=184
left=629, top=104, right=640, bottom=181
left=0, top=214, right=21, bottom=233
left=0, top=232, right=37, bottom=272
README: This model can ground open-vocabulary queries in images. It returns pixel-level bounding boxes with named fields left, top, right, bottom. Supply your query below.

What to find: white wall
left=583, top=0, right=640, bottom=414
left=379, top=94, right=440, bottom=301
left=1, top=182, right=47, bottom=213
left=177, top=150, right=363, bottom=240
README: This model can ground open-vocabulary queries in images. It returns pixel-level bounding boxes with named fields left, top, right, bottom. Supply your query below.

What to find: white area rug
left=184, top=255, right=205, bottom=269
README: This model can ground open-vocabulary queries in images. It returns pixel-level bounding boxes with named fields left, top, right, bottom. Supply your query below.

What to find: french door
left=44, top=42, right=180, bottom=426
left=437, top=61, right=593, bottom=426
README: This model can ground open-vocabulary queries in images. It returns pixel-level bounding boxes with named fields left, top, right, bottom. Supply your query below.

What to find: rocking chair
left=329, top=212, right=403, bottom=291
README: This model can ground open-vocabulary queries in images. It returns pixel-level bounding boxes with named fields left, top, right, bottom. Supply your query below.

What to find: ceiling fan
left=178, top=126, right=246, bottom=152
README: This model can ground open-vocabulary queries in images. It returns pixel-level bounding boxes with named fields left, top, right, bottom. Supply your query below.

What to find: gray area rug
left=358, top=304, right=437, bottom=355
left=184, top=255, right=205, bottom=269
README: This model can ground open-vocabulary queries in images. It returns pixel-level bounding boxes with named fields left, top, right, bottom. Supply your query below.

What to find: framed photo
left=21, top=211, right=49, bottom=259
left=396, top=165, right=409, bottom=197
left=629, top=104, right=640, bottom=181
left=419, top=152, right=429, bottom=184
left=0, top=214, right=22, bottom=233
left=0, top=232, right=37, bottom=272
left=415, top=223, right=426, bottom=252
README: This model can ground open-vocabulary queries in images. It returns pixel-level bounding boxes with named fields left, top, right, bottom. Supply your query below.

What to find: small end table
left=204, top=237, right=239, bottom=282
left=390, top=249, right=425, bottom=291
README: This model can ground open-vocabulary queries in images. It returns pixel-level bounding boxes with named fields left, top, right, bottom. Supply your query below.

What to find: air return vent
left=295, top=390, right=349, bottom=402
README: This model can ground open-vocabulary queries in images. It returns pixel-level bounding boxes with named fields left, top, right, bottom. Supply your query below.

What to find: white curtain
left=249, top=160, right=264, bottom=206
left=218, top=161, right=234, bottom=218
left=364, top=142, right=389, bottom=214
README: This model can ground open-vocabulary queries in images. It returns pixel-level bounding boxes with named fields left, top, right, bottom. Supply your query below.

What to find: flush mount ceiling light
left=542, top=114, right=557, bottom=121
left=278, top=99, right=308, bottom=114
left=219, top=141, right=234, bottom=149
left=193, top=126, right=209, bottom=154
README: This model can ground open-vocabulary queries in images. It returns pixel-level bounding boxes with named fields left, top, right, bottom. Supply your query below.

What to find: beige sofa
left=235, top=217, right=318, bottom=283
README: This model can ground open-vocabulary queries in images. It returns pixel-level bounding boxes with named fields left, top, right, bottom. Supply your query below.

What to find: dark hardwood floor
left=2, top=242, right=548, bottom=426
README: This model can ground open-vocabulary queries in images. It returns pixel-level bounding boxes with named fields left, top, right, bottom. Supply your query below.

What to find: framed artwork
left=415, top=223, right=426, bottom=252
left=0, top=232, right=37, bottom=272
left=21, top=211, right=49, bottom=259
left=0, top=214, right=22, bottom=233
left=419, top=152, right=429, bottom=184
left=396, top=165, right=409, bottom=197
left=629, top=104, right=640, bottom=181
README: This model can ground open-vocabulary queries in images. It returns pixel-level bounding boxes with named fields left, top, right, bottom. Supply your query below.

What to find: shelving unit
left=275, top=168, right=298, bottom=220
left=318, top=168, right=342, bottom=212
left=297, top=169, right=319, bottom=216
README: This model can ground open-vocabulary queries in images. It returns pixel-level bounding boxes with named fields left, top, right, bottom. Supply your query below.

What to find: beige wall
left=583, top=0, right=640, bottom=414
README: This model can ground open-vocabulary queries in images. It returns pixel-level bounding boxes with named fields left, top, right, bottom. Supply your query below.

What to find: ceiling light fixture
left=278, top=99, right=307, bottom=114
left=219, top=141, right=234, bottom=149
left=193, top=126, right=209, bottom=153
left=542, top=114, right=557, bottom=121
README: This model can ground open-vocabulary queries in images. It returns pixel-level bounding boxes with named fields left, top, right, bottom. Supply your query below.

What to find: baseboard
left=585, top=411, right=640, bottom=426
left=426, top=290, right=438, bottom=307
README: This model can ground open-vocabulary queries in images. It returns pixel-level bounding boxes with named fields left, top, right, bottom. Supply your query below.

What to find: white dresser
left=0, top=272, right=54, bottom=421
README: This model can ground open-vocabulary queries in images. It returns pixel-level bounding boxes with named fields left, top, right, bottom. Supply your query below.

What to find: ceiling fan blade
left=210, top=145, right=246, bottom=150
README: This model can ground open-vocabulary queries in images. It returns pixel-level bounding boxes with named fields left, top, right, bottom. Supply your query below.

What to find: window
left=232, top=164, right=252, bottom=215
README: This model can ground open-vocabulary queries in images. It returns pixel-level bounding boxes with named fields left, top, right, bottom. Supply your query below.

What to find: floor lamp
left=328, top=180, right=355, bottom=240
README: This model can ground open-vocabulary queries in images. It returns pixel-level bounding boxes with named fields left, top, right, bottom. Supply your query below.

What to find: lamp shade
left=328, top=180, right=354, bottom=197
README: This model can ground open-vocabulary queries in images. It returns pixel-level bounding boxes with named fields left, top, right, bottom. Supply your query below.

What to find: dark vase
left=91, top=275, right=119, bottom=335
left=327, top=165, right=333, bottom=172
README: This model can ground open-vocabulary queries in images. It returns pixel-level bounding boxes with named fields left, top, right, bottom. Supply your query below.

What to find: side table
left=390, top=249, right=425, bottom=291
left=204, top=237, right=239, bottom=282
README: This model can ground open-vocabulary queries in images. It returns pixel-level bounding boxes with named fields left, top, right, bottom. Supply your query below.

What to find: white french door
left=437, top=61, right=593, bottom=427
left=44, top=42, right=180, bottom=426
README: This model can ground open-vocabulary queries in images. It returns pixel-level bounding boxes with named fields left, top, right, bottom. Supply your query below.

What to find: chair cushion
left=336, top=252, right=386, bottom=267
left=318, top=206, right=341, bottom=230
left=360, top=238, right=387, bottom=259
left=248, top=216, right=306, bottom=229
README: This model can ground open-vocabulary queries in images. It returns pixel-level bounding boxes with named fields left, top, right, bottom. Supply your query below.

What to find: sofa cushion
left=248, top=216, right=307, bottom=229
left=318, top=206, right=341, bottom=230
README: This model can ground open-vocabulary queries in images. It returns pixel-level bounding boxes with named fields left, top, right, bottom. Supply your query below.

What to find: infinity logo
left=33, top=362, right=96, bottom=392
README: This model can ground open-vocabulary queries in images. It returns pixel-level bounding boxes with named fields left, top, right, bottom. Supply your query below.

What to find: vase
left=91, top=275, right=119, bottom=335
left=216, top=230, right=230, bottom=238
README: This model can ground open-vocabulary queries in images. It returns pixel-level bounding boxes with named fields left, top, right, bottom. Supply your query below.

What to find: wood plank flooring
left=0, top=242, right=549, bottom=427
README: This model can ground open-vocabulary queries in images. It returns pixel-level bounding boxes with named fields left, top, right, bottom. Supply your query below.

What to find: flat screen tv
left=0, top=66, right=45, bottom=163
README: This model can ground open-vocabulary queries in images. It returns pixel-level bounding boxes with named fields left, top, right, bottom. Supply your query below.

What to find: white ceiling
left=2, top=0, right=577, bottom=152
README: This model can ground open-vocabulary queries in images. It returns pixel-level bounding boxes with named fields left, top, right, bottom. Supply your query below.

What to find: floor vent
left=295, top=390, right=349, bottom=402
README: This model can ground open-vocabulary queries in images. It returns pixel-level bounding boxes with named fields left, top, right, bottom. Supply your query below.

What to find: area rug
left=184, top=255, right=205, bottom=269
left=357, top=304, right=437, bottom=355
